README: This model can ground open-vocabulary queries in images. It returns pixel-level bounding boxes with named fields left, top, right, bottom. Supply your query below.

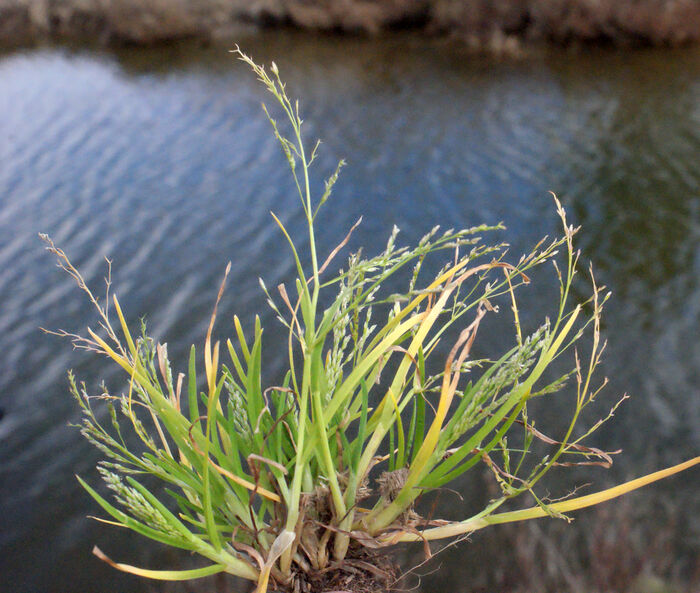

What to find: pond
left=0, top=32, right=698, bottom=592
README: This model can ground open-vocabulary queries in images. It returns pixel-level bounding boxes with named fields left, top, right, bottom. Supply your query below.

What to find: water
left=0, top=33, right=698, bottom=592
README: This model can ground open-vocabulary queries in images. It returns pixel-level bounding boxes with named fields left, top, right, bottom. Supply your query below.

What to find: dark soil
left=278, top=545, right=400, bottom=593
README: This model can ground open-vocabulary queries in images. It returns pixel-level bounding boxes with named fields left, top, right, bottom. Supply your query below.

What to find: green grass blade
left=233, top=316, right=251, bottom=363
left=226, top=339, right=247, bottom=385
left=351, top=381, right=369, bottom=472
left=405, top=398, right=417, bottom=465
left=188, top=345, right=199, bottom=426
left=388, top=423, right=396, bottom=472
left=411, top=394, right=425, bottom=463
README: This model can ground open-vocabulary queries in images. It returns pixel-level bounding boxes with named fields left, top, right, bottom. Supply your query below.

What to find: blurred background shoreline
left=1, top=0, right=699, bottom=51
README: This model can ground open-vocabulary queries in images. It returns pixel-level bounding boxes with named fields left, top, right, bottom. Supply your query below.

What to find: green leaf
left=188, top=345, right=200, bottom=426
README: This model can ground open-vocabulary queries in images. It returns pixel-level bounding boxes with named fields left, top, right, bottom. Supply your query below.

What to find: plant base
left=281, top=548, right=399, bottom=593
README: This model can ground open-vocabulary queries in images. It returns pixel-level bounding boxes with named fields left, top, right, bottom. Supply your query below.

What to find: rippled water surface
left=1, top=34, right=698, bottom=592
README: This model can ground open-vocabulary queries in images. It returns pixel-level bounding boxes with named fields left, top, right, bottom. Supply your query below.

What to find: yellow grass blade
left=93, top=546, right=226, bottom=580
left=491, top=456, right=700, bottom=522
left=364, top=256, right=475, bottom=353
left=112, top=295, right=136, bottom=356
left=383, top=456, right=700, bottom=543
left=408, top=309, right=485, bottom=478
left=88, top=328, right=134, bottom=375
left=207, top=456, right=281, bottom=503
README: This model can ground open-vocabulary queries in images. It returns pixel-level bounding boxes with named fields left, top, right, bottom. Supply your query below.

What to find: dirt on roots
left=279, top=547, right=400, bottom=593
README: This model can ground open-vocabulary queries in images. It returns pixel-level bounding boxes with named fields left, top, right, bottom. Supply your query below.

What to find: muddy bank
left=0, top=0, right=698, bottom=47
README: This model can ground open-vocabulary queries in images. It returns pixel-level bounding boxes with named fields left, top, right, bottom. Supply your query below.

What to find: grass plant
left=43, top=50, right=699, bottom=593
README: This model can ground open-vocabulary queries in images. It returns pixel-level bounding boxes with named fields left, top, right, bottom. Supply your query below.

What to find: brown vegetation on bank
left=431, top=0, right=700, bottom=48
left=0, top=0, right=698, bottom=48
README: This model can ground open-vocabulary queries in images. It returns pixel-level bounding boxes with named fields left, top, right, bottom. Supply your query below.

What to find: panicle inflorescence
left=98, top=467, right=182, bottom=537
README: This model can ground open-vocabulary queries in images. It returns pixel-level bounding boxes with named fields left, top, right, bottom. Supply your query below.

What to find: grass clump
left=43, top=49, right=699, bottom=593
